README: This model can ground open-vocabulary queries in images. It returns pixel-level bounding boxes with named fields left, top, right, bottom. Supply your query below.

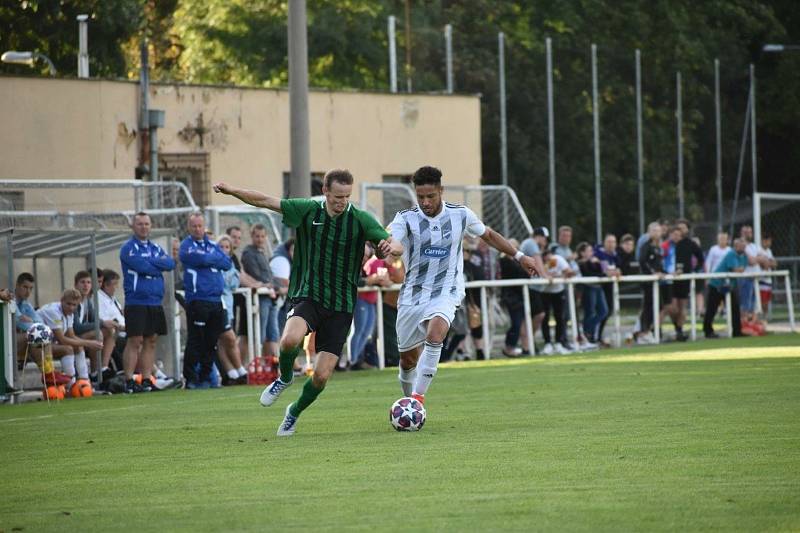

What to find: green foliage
left=2, top=1, right=799, bottom=238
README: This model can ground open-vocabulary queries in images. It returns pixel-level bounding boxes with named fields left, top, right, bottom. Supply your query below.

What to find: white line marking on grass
left=0, top=391, right=258, bottom=424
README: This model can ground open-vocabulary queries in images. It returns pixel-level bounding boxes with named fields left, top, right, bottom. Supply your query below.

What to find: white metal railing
left=174, top=270, right=795, bottom=374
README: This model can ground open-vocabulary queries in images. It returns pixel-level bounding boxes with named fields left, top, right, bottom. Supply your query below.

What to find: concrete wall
left=0, top=76, right=482, bottom=203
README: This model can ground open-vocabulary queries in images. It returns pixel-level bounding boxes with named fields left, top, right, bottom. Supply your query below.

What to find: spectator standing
left=241, top=224, right=279, bottom=357
left=617, top=234, right=639, bottom=275
left=520, top=227, right=550, bottom=352
left=270, top=238, right=295, bottom=333
left=576, top=242, right=606, bottom=347
left=463, top=239, right=486, bottom=359
left=705, top=231, right=730, bottom=275
left=180, top=212, right=233, bottom=389
left=498, top=239, right=528, bottom=357
left=38, top=289, right=103, bottom=387
left=739, top=224, right=759, bottom=322
left=120, top=212, right=176, bottom=393
left=217, top=235, right=248, bottom=385
left=704, top=238, right=748, bottom=338
left=593, top=234, right=619, bottom=345
left=540, top=247, right=574, bottom=355
left=350, top=243, right=391, bottom=369
left=381, top=257, right=406, bottom=367
left=756, top=233, right=777, bottom=318
left=672, top=220, right=705, bottom=342
left=637, top=222, right=665, bottom=343
left=226, top=225, right=260, bottom=360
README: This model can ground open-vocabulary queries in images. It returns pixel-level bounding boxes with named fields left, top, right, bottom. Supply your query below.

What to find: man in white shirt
left=739, top=225, right=760, bottom=321
left=390, top=166, right=542, bottom=405
left=756, top=233, right=778, bottom=319
left=97, top=269, right=126, bottom=375
left=39, top=289, right=103, bottom=386
left=705, top=231, right=730, bottom=274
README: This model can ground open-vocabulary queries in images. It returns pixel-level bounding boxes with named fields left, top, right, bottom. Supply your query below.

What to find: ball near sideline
left=389, top=397, right=426, bottom=432
left=70, top=379, right=93, bottom=398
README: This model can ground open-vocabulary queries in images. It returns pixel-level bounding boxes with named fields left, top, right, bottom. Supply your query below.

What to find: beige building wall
left=0, top=76, right=482, bottom=207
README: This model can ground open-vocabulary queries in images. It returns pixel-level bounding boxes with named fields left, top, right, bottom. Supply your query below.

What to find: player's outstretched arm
left=480, top=227, right=547, bottom=277
left=213, top=182, right=282, bottom=213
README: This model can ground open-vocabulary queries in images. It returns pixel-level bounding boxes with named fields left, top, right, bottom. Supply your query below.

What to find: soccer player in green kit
left=214, top=169, right=402, bottom=436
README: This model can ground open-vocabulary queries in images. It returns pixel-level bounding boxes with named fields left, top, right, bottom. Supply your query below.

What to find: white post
left=785, top=273, right=796, bottom=332
left=480, top=286, right=491, bottom=359
left=252, top=291, right=262, bottom=357
left=388, top=16, right=397, bottom=93
left=3, top=302, right=14, bottom=394
left=522, top=287, right=535, bottom=355
left=652, top=280, right=660, bottom=344
left=244, top=289, right=255, bottom=362
left=725, top=291, right=733, bottom=337
left=77, top=14, right=89, bottom=78
left=750, top=64, right=758, bottom=206
left=689, top=278, right=697, bottom=341
left=568, top=283, right=578, bottom=345
left=376, top=290, right=385, bottom=369
left=754, top=274, right=763, bottom=315
left=753, top=192, right=762, bottom=248
left=613, top=278, right=621, bottom=347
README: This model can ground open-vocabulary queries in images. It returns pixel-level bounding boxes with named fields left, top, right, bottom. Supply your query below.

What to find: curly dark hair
left=412, top=166, right=442, bottom=187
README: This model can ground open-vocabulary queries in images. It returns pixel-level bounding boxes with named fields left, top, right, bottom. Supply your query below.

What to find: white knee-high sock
left=74, top=351, right=89, bottom=379
left=61, top=355, right=75, bottom=377
left=413, top=341, right=443, bottom=396
left=398, top=366, right=417, bottom=397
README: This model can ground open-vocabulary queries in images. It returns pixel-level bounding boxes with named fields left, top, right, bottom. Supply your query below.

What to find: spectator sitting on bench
left=38, top=289, right=103, bottom=387
left=97, top=269, right=126, bottom=380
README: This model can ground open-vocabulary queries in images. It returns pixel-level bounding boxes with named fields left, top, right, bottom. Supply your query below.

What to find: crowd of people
left=0, top=208, right=782, bottom=399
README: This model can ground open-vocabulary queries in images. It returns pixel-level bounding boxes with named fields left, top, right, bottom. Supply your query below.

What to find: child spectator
left=704, top=238, right=748, bottom=338
left=576, top=242, right=607, bottom=347
left=757, top=233, right=777, bottom=318
left=593, top=233, right=619, bottom=346
left=217, top=235, right=248, bottom=385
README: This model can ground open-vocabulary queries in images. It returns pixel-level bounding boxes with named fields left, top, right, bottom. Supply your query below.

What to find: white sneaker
left=554, top=342, right=571, bottom=355
left=580, top=340, right=599, bottom=351
left=541, top=343, right=554, bottom=356
left=260, top=379, right=292, bottom=407
left=276, top=404, right=299, bottom=437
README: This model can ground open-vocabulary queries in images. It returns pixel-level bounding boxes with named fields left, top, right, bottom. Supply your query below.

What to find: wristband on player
left=513, top=250, right=525, bottom=261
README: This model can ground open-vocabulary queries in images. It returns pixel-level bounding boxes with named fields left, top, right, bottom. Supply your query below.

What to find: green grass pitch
left=2, top=334, right=799, bottom=532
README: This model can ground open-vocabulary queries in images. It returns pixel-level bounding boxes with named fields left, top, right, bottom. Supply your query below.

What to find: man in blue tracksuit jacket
left=180, top=212, right=233, bottom=388
left=120, top=212, right=176, bottom=393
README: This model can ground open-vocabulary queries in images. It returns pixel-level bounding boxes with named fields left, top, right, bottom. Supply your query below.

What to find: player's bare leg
left=260, top=316, right=307, bottom=407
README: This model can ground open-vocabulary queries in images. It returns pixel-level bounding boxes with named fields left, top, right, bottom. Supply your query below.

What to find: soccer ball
left=26, top=323, right=53, bottom=345
left=389, top=397, right=426, bottom=432
left=70, top=379, right=93, bottom=398
left=43, top=385, right=64, bottom=401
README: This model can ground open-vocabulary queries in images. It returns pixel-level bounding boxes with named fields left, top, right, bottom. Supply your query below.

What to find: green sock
left=289, top=378, right=324, bottom=417
left=278, top=344, right=301, bottom=383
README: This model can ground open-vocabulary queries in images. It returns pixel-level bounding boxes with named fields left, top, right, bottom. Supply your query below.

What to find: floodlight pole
left=636, top=49, right=644, bottom=235
left=749, top=64, right=758, bottom=222
left=444, top=24, right=453, bottom=94
left=77, top=14, right=89, bottom=78
left=498, top=31, right=509, bottom=235
left=715, top=58, right=723, bottom=232
left=546, top=37, right=556, bottom=237
left=676, top=71, right=684, bottom=219
left=388, top=16, right=397, bottom=93
left=592, top=43, right=602, bottom=243
left=288, top=0, right=311, bottom=198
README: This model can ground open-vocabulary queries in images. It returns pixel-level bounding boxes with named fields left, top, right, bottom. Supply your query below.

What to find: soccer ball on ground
left=389, top=397, right=426, bottom=432
left=26, top=323, right=53, bottom=345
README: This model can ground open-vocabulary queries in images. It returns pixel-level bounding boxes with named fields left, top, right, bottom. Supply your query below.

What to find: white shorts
left=396, top=297, right=458, bottom=352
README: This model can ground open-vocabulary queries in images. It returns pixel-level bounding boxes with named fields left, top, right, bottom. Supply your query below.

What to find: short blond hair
left=61, top=288, right=81, bottom=303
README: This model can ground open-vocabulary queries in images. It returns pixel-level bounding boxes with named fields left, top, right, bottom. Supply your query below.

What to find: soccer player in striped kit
left=390, top=166, right=543, bottom=406
left=214, top=169, right=402, bottom=436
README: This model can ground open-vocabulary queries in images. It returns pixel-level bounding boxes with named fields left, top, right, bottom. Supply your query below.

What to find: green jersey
left=281, top=198, right=389, bottom=313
